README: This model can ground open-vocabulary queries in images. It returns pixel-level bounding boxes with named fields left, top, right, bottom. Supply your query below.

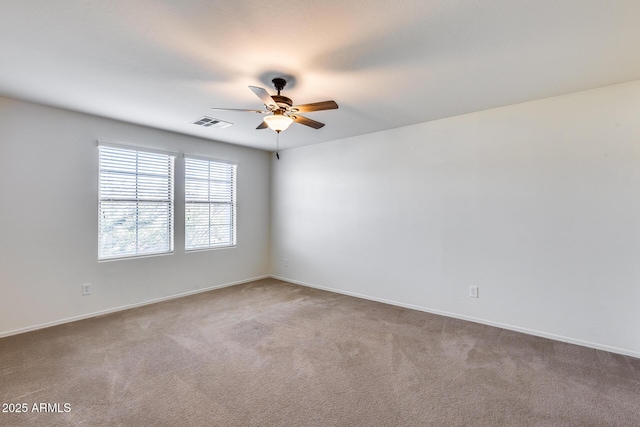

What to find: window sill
left=185, top=245, right=236, bottom=254
left=98, top=251, right=174, bottom=262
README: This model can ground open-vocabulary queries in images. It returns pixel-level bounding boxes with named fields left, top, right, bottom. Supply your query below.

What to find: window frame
left=97, top=142, right=176, bottom=261
left=184, top=155, right=237, bottom=252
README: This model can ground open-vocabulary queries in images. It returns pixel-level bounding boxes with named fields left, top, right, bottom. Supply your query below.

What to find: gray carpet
left=1, top=278, right=639, bottom=426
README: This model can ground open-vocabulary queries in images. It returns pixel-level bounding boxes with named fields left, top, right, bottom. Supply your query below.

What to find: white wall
left=271, top=80, right=640, bottom=358
left=0, top=96, right=271, bottom=336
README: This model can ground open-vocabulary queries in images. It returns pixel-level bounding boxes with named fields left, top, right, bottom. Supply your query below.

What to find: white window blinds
left=185, top=157, right=237, bottom=250
left=98, top=145, right=175, bottom=259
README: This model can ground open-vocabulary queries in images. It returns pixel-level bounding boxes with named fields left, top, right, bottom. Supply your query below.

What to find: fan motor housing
left=272, top=95, right=292, bottom=108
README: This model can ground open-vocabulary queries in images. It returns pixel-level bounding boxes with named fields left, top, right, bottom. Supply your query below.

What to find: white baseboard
left=270, top=275, right=640, bottom=360
left=0, top=275, right=271, bottom=339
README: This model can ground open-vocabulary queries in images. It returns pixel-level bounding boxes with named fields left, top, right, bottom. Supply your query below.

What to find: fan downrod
left=272, top=78, right=287, bottom=95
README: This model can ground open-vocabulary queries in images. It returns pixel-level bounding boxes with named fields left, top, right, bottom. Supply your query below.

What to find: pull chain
left=276, top=132, right=280, bottom=160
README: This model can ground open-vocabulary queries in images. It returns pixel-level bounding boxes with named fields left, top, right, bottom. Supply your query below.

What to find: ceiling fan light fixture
left=263, top=113, right=293, bottom=132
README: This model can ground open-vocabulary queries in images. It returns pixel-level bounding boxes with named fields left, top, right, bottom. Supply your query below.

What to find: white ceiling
left=1, top=0, right=639, bottom=152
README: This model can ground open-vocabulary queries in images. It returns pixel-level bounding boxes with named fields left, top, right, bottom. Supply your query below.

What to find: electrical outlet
left=469, top=286, right=479, bottom=298
left=284, top=258, right=289, bottom=267
left=82, top=283, right=91, bottom=296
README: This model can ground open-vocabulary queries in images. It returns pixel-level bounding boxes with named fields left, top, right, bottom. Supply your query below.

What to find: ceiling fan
left=212, top=77, right=339, bottom=133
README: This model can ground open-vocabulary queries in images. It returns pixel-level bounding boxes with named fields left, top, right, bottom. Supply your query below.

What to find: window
left=185, top=157, right=236, bottom=250
left=98, top=144, right=175, bottom=259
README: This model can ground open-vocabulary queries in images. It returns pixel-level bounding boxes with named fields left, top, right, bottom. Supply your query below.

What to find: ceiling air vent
left=191, top=116, right=232, bottom=129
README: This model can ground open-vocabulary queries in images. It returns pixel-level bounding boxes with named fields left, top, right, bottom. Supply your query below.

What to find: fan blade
left=249, top=86, right=279, bottom=111
left=292, top=115, right=325, bottom=129
left=211, top=108, right=268, bottom=113
left=256, top=121, right=268, bottom=130
left=290, top=100, right=338, bottom=113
